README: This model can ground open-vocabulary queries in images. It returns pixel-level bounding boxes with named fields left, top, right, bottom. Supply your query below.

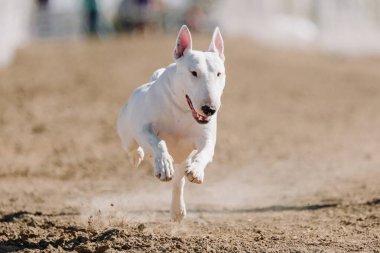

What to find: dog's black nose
left=201, top=105, right=216, bottom=116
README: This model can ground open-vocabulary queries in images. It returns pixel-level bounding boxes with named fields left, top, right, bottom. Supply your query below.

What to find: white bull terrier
left=117, top=25, right=226, bottom=222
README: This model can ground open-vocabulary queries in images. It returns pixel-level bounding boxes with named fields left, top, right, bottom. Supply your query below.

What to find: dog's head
left=174, top=25, right=226, bottom=124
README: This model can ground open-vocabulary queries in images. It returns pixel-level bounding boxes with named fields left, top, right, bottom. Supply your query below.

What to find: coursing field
left=0, top=35, right=379, bottom=252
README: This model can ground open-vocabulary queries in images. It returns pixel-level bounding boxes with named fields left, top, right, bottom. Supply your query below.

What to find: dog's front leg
left=171, top=163, right=186, bottom=222
left=185, top=138, right=215, bottom=184
left=137, top=123, right=174, bottom=181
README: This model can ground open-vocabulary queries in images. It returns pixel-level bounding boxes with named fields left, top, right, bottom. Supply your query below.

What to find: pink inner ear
left=214, top=34, right=223, bottom=55
left=175, top=30, right=191, bottom=58
left=180, top=32, right=191, bottom=49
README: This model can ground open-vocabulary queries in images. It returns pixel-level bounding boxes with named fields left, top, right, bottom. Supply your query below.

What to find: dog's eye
left=191, top=71, right=198, bottom=77
left=217, top=72, right=221, bottom=77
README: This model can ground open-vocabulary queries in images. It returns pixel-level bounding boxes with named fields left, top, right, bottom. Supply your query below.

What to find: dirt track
left=0, top=35, right=380, bottom=252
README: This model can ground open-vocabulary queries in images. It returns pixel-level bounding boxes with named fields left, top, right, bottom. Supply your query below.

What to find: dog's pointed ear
left=208, top=27, right=225, bottom=61
left=174, top=25, right=192, bottom=60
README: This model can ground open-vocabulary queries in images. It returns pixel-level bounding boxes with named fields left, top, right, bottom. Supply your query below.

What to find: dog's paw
left=171, top=204, right=186, bottom=223
left=185, top=162, right=205, bottom=184
left=128, top=147, right=144, bottom=168
left=154, top=153, right=174, bottom=181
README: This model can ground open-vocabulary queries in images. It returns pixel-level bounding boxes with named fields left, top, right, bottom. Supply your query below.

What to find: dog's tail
left=151, top=68, right=165, bottom=82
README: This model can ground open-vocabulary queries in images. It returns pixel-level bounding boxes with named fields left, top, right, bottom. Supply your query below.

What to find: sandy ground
left=0, top=34, right=380, bottom=252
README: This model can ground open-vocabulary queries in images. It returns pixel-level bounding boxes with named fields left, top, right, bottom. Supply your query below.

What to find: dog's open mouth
left=186, top=95, right=210, bottom=124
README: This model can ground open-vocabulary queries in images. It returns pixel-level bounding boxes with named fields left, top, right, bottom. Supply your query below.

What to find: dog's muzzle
left=186, top=95, right=211, bottom=124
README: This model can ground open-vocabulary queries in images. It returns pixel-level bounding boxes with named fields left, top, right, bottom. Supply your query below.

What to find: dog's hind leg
left=117, top=104, right=144, bottom=168
left=119, top=131, right=144, bottom=168
left=128, top=145, right=144, bottom=168
left=171, top=163, right=186, bottom=222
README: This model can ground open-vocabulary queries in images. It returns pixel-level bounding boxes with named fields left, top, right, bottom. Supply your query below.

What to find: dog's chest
left=158, top=132, right=194, bottom=162
left=154, top=118, right=197, bottom=162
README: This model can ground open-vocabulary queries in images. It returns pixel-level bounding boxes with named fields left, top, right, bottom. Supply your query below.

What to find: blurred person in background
left=135, top=0, right=151, bottom=32
left=114, top=0, right=165, bottom=34
left=184, top=2, right=206, bottom=32
left=34, top=0, right=51, bottom=38
left=83, top=0, right=99, bottom=35
left=114, top=0, right=138, bottom=33
left=36, top=0, right=49, bottom=9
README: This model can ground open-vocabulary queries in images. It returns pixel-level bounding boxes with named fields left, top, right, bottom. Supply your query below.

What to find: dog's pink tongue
left=199, top=114, right=207, bottom=121
left=194, top=111, right=208, bottom=122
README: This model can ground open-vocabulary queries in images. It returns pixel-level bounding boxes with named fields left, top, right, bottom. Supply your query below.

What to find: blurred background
left=1, top=0, right=380, bottom=226
left=2, top=0, right=380, bottom=68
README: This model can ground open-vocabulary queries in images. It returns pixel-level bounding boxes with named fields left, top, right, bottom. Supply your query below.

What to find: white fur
left=117, top=25, right=226, bottom=222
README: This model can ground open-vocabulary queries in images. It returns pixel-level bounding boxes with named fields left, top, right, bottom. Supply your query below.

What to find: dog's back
left=151, top=68, right=165, bottom=82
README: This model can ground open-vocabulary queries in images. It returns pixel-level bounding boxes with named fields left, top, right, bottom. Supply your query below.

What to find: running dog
left=117, top=25, right=226, bottom=222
